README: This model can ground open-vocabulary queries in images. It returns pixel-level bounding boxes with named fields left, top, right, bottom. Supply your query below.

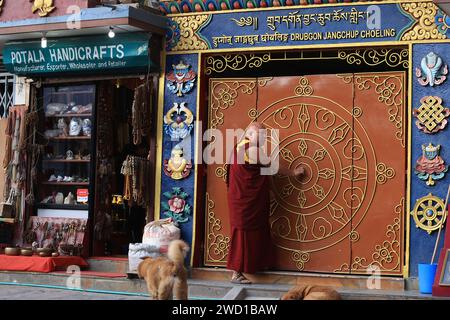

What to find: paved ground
left=1, top=282, right=447, bottom=300
left=0, top=284, right=150, bottom=300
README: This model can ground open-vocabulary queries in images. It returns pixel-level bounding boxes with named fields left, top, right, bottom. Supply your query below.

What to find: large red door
left=204, top=73, right=406, bottom=275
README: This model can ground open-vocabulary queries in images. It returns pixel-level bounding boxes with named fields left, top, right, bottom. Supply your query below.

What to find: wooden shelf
left=49, top=136, right=91, bottom=141
left=45, top=113, right=92, bottom=118
left=43, top=159, right=90, bottom=163
left=37, top=203, right=88, bottom=210
left=41, top=182, right=89, bottom=186
left=49, top=91, right=94, bottom=95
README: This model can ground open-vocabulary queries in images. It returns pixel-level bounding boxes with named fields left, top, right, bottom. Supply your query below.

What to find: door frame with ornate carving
left=195, top=47, right=411, bottom=277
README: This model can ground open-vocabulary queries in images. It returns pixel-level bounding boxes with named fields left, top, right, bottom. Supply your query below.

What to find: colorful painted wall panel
left=410, top=43, right=450, bottom=277
left=159, top=54, right=199, bottom=261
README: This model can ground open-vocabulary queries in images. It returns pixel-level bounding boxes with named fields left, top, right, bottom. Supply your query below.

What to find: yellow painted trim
left=190, top=52, right=202, bottom=266
left=165, top=38, right=450, bottom=56
left=166, top=40, right=417, bottom=55
left=153, top=49, right=167, bottom=222
left=166, top=0, right=426, bottom=17
left=404, top=42, right=413, bottom=278
left=407, top=39, right=450, bottom=44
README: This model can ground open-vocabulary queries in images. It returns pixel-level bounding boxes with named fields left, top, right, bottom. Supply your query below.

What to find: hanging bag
left=0, top=189, right=15, bottom=218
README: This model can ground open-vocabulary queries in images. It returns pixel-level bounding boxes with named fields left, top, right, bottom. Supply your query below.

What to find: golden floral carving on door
left=204, top=73, right=406, bottom=276
left=204, top=78, right=258, bottom=265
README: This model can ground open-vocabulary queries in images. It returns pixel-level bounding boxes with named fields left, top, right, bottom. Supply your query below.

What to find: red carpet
left=53, top=270, right=126, bottom=278
left=0, top=254, right=88, bottom=273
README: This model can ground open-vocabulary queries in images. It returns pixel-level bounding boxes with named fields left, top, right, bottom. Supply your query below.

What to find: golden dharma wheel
left=411, top=193, right=447, bottom=234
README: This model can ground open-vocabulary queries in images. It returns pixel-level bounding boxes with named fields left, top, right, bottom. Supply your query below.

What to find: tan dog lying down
left=281, top=285, right=341, bottom=300
left=137, top=240, right=190, bottom=300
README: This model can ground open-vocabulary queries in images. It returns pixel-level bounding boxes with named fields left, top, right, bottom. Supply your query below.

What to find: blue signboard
left=3, top=33, right=152, bottom=75
left=168, top=3, right=418, bottom=51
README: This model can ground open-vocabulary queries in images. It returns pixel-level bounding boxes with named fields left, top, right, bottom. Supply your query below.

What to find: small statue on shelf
left=57, top=118, right=68, bottom=137
left=55, top=192, right=64, bottom=205
left=64, top=192, right=75, bottom=205
left=69, top=118, right=82, bottom=136
left=66, top=150, right=74, bottom=160
left=82, top=118, right=92, bottom=137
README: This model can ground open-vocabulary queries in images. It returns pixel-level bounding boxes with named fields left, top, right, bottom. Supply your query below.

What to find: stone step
left=87, top=257, right=129, bottom=274
left=86, top=257, right=414, bottom=292
left=0, top=270, right=229, bottom=300
left=85, top=260, right=416, bottom=292
left=219, top=283, right=449, bottom=300
left=238, top=286, right=449, bottom=300
left=191, top=267, right=409, bottom=291
left=0, top=270, right=447, bottom=300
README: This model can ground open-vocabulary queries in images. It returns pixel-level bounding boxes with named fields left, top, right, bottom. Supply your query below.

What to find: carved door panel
left=345, top=72, right=406, bottom=275
left=204, top=78, right=258, bottom=266
left=203, top=73, right=406, bottom=276
left=257, top=75, right=355, bottom=273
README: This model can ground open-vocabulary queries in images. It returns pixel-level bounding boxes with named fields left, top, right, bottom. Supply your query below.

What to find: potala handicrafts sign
left=3, top=33, right=151, bottom=75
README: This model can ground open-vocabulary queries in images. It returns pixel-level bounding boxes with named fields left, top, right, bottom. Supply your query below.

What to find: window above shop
left=98, top=0, right=159, bottom=9
left=0, top=61, right=15, bottom=118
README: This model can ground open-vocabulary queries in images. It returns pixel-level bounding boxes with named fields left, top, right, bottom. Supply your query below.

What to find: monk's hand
left=293, top=167, right=305, bottom=177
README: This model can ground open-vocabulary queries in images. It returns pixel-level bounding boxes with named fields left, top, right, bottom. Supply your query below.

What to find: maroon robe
left=226, top=139, right=274, bottom=274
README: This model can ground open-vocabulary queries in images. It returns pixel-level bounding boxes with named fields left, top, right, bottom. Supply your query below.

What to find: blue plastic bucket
left=418, top=263, right=437, bottom=294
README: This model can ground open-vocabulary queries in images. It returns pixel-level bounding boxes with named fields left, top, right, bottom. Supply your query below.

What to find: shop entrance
left=93, top=79, right=154, bottom=256
left=203, top=72, right=406, bottom=275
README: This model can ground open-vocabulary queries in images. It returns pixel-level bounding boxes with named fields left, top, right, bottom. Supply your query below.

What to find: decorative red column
left=433, top=204, right=450, bottom=296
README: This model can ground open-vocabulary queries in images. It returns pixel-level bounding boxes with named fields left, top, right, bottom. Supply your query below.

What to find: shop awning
left=3, top=33, right=155, bottom=76
left=0, top=4, right=167, bottom=63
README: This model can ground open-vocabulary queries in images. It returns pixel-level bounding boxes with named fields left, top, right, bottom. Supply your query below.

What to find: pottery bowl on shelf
left=36, top=248, right=53, bottom=257
left=20, top=248, right=33, bottom=256
left=39, top=252, right=51, bottom=257
left=5, top=247, right=20, bottom=256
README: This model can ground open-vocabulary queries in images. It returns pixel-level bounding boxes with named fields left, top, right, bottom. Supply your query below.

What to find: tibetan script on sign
left=186, top=3, right=416, bottom=50
left=266, top=8, right=368, bottom=31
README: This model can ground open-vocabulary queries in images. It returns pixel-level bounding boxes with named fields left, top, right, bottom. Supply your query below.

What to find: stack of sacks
left=128, top=243, right=161, bottom=273
left=142, top=218, right=180, bottom=252
left=128, top=218, right=181, bottom=272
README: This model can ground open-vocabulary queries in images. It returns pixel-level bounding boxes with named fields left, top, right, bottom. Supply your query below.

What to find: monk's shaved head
left=245, top=122, right=267, bottom=145
left=247, top=122, right=266, bottom=131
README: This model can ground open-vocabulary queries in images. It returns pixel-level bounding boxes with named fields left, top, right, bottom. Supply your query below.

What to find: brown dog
left=137, top=240, right=190, bottom=300
left=281, top=285, right=341, bottom=300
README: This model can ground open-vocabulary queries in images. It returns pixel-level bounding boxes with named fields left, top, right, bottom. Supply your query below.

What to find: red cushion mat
left=0, top=254, right=88, bottom=273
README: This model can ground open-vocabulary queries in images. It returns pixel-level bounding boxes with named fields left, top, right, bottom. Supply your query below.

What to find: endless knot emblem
left=413, top=96, right=450, bottom=134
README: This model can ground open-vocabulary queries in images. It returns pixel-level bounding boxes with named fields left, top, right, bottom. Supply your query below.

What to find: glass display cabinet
left=36, top=84, right=96, bottom=219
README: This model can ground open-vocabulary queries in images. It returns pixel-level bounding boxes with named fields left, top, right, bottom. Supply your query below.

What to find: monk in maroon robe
left=226, top=123, right=304, bottom=284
